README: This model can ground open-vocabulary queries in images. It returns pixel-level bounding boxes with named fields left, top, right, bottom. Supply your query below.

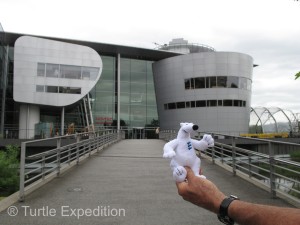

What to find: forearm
left=228, top=200, right=300, bottom=225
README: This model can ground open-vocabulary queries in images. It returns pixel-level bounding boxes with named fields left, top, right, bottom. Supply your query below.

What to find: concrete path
left=0, top=140, right=294, bottom=225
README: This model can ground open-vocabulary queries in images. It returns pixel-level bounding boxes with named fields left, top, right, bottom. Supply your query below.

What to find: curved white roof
left=13, top=36, right=102, bottom=106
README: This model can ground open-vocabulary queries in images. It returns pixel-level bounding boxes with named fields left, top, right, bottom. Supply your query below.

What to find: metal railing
left=19, top=130, right=122, bottom=201
left=160, top=130, right=300, bottom=207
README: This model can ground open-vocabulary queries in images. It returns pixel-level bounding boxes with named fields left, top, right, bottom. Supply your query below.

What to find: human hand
left=176, top=167, right=225, bottom=214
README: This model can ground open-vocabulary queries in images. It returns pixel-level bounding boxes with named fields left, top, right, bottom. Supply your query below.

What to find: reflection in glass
left=217, top=76, right=227, bottom=87
left=61, top=65, right=81, bottom=79
left=227, top=76, right=238, bottom=88
left=46, top=64, right=59, bottom=78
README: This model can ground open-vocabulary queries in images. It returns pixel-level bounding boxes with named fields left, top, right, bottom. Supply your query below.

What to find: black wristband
left=217, top=195, right=239, bottom=225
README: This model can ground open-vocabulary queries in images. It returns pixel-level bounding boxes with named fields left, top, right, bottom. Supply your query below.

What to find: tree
left=0, top=145, right=20, bottom=196
left=295, top=71, right=300, bottom=80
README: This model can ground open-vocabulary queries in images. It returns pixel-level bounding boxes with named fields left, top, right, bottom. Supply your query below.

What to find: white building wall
left=153, top=52, right=253, bottom=135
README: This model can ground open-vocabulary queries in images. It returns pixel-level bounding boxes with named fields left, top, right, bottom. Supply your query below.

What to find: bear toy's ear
left=180, top=122, right=184, bottom=127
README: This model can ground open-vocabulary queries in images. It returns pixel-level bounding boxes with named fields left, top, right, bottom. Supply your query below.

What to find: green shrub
left=290, top=151, right=300, bottom=162
left=0, top=145, right=20, bottom=196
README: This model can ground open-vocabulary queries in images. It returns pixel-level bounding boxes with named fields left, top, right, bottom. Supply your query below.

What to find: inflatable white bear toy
left=163, top=122, right=214, bottom=182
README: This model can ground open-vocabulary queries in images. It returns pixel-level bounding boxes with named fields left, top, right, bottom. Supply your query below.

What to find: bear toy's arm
left=163, top=139, right=178, bottom=158
left=191, top=134, right=214, bottom=151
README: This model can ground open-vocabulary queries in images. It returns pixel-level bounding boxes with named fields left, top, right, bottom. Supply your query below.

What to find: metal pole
left=117, top=53, right=121, bottom=132
left=19, top=142, right=26, bottom=202
left=269, top=141, right=276, bottom=198
left=61, top=107, right=65, bottom=135
left=232, top=137, right=236, bottom=176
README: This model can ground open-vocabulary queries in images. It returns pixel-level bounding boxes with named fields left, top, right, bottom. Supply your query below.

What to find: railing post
left=41, top=155, right=46, bottom=180
left=248, top=153, right=252, bottom=178
left=76, top=134, right=80, bottom=164
left=221, top=145, right=224, bottom=164
left=19, top=142, right=26, bottom=202
left=232, top=137, right=236, bottom=176
left=57, top=138, right=61, bottom=176
left=211, top=133, right=215, bottom=164
left=269, top=141, right=276, bottom=198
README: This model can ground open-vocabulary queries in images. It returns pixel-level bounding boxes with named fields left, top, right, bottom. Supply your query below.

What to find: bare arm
left=176, top=167, right=300, bottom=225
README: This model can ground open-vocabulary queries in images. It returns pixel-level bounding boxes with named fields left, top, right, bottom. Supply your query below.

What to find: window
left=164, top=99, right=247, bottom=110
left=37, top=63, right=45, bottom=76
left=196, top=100, right=206, bottom=107
left=46, top=64, right=59, bottom=78
left=206, top=77, right=217, bottom=88
left=191, top=101, right=196, bottom=108
left=224, top=100, right=233, bottom=106
left=185, top=79, right=191, bottom=89
left=185, top=101, right=191, bottom=108
left=217, top=76, right=227, bottom=87
left=46, top=86, right=58, bottom=93
left=36, top=85, right=44, bottom=92
left=82, top=67, right=99, bottom=80
left=227, top=77, right=238, bottom=88
left=59, top=87, right=81, bottom=94
left=208, top=100, right=217, bottom=107
left=194, top=77, right=205, bottom=88
left=61, top=65, right=81, bottom=79
left=176, top=102, right=185, bottom=109
left=239, top=77, right=247, bottom=89
left=168, top=103, right=176, bottom=109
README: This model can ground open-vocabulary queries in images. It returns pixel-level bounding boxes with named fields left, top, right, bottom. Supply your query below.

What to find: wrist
left=217, top=195, right=239, bottom=225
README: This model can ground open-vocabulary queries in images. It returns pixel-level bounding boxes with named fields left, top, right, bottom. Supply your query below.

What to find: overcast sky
left=1, top=0, right=300, bottom=115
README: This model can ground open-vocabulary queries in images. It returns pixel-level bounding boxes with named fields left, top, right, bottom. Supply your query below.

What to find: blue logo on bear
left=187, top=141, right=192, bottom=150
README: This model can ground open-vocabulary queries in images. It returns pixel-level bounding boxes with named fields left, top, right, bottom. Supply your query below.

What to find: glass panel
left=102, top=56, right=115, bottom=70
left=176, top=102, right=185, bottom=109
left=147, top=94, right=156, bottom=106
left=131, top=82, right=146, bottom=94
left=82, top=67, right=99, bottom=80
left=234, top=100, right=240, bottom=106
left=131, top=93, right=144, bottom=104
left=208, top=100, right=217, bottom=107
left=247, top=79, right=252, bottom=90
left=46, top=64, right=59, bottom=78
left=61, top=65, right=81, bottom=79
left=209, top=77, right=217, bottom=88
left=239, top=77, right=247, bottom=89
left=37, top=63, right=45, bottom=76
left=217, top=76, right=227, bottom=87
left=97, top=80, right=114, bottom=92
left=120, top=93, right=130, bottom=103
left=185, top=79, right=191, bottom=89
left=185, top=101, right=191, bottom=108
left=168, top=103, right=176, bottom=109
left=218, top=100, right=223, bottom=106
left=224, top=99, right=233, bottom=106
left=196, top=100, right=206, bottom=107
left=194, top=77, right=205, bottom=88
left=227, top=76, right=238, bottom=88
left=131, top=72, right=146, bottom=83
left=46, top=86, right=58, bottom=93
left=131, top=59, right=146, bottom=73
left=191, top=101, right=196, bottom=108
left=59, top=87, right=81, bottom=94
left=120, top=82, right=130, bottom=93
left=121, top=70, right=130, bottom=82
left=36, top=85, right=44, bottom=92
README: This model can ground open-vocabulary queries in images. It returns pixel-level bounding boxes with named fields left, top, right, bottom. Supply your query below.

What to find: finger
left=184, top=167, right=195, bottom=181
left=176, top=181, right=188, bottom=196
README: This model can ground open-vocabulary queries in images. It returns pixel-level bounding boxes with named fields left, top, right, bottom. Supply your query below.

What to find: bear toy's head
left=178, top=122, right=199, bottom=139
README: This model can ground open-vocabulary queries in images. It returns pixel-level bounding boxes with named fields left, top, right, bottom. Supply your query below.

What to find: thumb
left=184, top=167, right=195, bottom=181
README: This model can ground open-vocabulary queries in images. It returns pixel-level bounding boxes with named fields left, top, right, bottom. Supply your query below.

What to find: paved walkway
left=0, top=140, right=294, bottom=225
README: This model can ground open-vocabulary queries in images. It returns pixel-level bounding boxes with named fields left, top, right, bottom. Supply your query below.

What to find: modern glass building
left=0, top=27, right=255, bottom=139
